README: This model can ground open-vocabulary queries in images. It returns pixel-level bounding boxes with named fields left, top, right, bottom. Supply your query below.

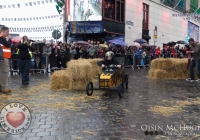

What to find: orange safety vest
left=0, top=34, right=11, bottom=59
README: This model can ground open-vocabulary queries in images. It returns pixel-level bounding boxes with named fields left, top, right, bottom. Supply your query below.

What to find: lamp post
left=55, top=0, right=65, bottom=42
left=62, top=6, right=66, bottom=42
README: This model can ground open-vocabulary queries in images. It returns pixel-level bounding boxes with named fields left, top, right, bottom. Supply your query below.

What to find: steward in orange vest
left=0, top=34, right=11, bottom=59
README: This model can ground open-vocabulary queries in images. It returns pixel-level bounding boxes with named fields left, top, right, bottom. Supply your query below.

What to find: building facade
left=65, top=0, right=126, bottom=43
left=125, top=0, right=200, bottom=47
left=64, top=0, right=200, bottom=46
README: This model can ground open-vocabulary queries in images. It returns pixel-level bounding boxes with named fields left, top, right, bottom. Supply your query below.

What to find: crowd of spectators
left=9, top=39, right=189, bottom=73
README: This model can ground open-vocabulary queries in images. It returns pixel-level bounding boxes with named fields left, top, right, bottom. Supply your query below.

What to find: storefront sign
left=70, top=21, right=102, bottom=34
left=126, top=20, right=134, bottom=26
left=154, top=30, right=157, bottom=39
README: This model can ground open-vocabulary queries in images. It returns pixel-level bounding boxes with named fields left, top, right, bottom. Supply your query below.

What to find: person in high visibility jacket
left=0, top=26, right=12, bottom=94
left=17, top=36, right=34, bottom=85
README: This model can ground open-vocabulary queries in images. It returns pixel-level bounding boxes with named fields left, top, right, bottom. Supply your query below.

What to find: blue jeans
left=189, top=59, right=200, bottom=80
left=18, top=59, right=31, bottom=83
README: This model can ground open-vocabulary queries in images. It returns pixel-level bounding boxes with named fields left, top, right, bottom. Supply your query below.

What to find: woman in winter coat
left=51, top=45, right=60, bottom=69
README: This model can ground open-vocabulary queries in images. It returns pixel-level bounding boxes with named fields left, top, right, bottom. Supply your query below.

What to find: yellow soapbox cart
left=86, top=57, right=129, bottom=98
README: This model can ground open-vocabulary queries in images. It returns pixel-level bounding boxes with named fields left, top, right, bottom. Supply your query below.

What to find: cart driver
left=97, top=51, right=121, bottom=68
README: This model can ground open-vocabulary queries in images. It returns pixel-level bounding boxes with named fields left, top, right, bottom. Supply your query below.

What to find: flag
left=56, top=5, right=62, bottom=14
left=178, top=0, right=184, bottom=8
left=196, top=8, right=200, bottom=14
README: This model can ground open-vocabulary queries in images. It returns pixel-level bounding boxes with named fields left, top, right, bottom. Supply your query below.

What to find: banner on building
left=105, top=34, right=124, bottom=42
left=0, top=0, right=56, bottom=9
left=188, top=21, right=199, bottom=42
left=69, top=21, right=102, bottom=34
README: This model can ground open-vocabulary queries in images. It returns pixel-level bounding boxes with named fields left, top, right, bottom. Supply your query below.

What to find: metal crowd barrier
left=114, top=53, right=152, bottom=70
left=135, top=54, right=151, bottom=69
left=9, top=51, right=154, bottom=75
left=114, top=54, right=134, bottom=69
left=9, top=52, right=67, bottom=75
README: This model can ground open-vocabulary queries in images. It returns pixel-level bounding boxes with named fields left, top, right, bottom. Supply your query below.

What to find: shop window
left=104, top=0, right=115, bottom=20
left=103, top=0, right=125, bottom=23
left=121, top=2, right=124, bottom=22
left=116, top=1, right=120, bottom=21
left=143, top=3, right=149, bottom=30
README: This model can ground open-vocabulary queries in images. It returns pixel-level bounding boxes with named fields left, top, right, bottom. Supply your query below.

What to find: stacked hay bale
left=50, top=58, right=103, bottom=90
left=50, top=70, right=70, bottom=89
left=148, top=58, right=196, bottom=79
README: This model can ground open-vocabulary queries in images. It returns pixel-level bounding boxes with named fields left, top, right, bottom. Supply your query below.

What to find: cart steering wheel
left=105, top=65, right=118, bottom=71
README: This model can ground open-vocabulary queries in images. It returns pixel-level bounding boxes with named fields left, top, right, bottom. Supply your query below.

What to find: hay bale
left=50, top=70, right=70, bottom=90
left=148, top=58, right=197, bottom=79
left=78, top=58, right=103, bottom=76
left=66, top=60, right=93, bottom=79
left=151, top=58, right=175, bottom=70
left=68, top=58, right=102, bottom=77
left=69, top=78, right=89, bottom=90
left=51, top=58, right=103, bottom=91
left=148, top=69, right=168, bottom=79
left=87, top=58, right=103, bottom=76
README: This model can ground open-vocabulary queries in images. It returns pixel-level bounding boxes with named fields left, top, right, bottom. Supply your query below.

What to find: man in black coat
left=17, top=36, right=34, bottom=85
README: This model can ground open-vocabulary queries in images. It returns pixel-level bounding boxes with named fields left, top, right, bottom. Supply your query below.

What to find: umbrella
left=133, top=42, right=140, bottom=47
left=11, top=36, right=22, bottom=43
left=176, top=40, right=186, bottom=44
left=33, top=41, right=45, bottom=47
left=100, top=44, right=108, bottom=48
left=167, top=41, right=176, bottom=46
left=141, top=43, right=150, bottom=47
left=108, top=39, right=127, bottom=46
left=134, top=39, right=147, bottom=44
left=76, top=41, right=91, bottom=46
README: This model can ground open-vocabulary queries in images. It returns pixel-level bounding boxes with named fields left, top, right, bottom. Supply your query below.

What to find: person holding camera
left=17, top=36, right=34, bottom=85
left=186, top=38, right=200, bottom=82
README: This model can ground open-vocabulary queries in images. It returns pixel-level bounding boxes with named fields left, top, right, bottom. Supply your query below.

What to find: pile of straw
left=50, top=58, right=103, bottom=90
left=148, top=58, right=197, bottom=79
left=50, top=70, right=70, bottom=90
left=149, top=105, right=182, bottom=117
left=66, top=60, right=93, bottom=79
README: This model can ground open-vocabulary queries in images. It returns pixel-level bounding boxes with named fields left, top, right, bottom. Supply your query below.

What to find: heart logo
left=6, top=112, right=25, bottom=128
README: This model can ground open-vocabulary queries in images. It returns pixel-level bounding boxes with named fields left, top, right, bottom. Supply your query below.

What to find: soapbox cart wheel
left=118, top=83, right=124, bottom=98
left=122, top=74, right=129, bottom=90
left=125, top=74, right=129, bottom=89
left=86, top=82, right=93, bottom=96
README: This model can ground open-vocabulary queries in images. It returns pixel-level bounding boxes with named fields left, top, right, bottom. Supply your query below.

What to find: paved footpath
left=1, top=68, right=200, bottom=140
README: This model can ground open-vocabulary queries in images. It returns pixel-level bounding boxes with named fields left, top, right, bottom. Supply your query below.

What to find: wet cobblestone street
left=1, top=68, right=200, bottom=140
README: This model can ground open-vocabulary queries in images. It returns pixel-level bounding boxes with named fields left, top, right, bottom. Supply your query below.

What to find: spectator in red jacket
left=155, top=47, right=161, bottom=58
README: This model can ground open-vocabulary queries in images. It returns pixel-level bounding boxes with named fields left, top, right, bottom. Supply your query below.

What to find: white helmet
left=105, top=51, right=114, bottom=57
